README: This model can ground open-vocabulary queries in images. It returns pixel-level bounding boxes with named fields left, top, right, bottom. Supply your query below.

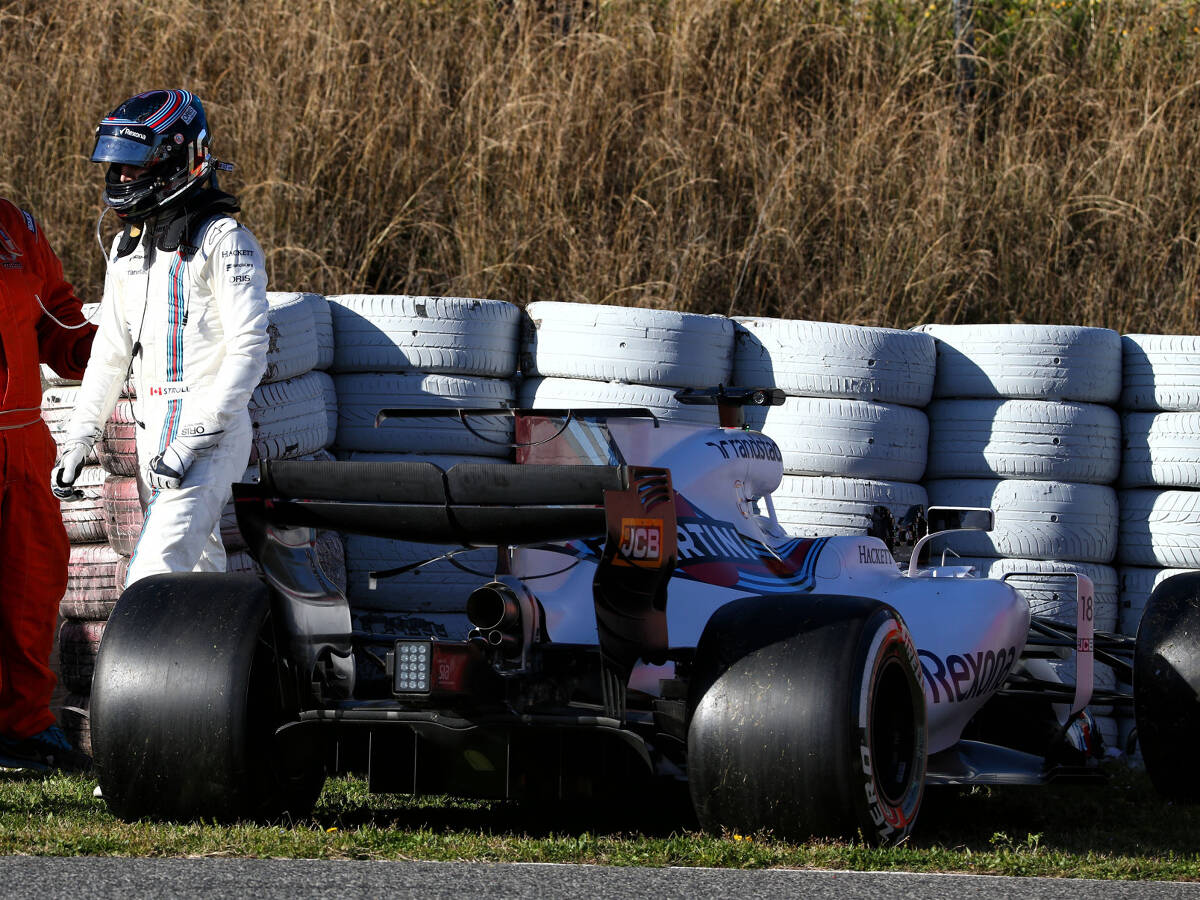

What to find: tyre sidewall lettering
left=856, top=613, right=926, bottom=843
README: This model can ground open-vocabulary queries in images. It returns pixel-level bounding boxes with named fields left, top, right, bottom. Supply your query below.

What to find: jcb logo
left=618, top=518, right=662, bottom=564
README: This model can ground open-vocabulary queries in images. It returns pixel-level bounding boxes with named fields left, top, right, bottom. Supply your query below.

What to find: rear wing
left=234, top=459, right=670, bottom=547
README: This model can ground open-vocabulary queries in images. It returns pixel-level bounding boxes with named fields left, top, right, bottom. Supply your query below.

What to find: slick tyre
left=687, top=595, right=926, bottom=845
left=1133, top=571, right=1200, bottom=801
left=91, top=573, right=326, bottom=822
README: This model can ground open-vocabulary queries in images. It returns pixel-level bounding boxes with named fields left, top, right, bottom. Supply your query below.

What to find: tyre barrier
left=334, top=372, right=514, bottom=456
left=745, top=396, right=928, bottom=482
left=59, top=692, right=91, bottom=757
left=60, top=543, right=123, bottom=620
left=1121, top=334, right=1200, bottom=412
left=771, top=476, right=927, bottom=538
left=101, top=476, right=143, bottom=558
left=925, top=478, right=1118, bottom=564
left=1117, top=489, right=1200, bottom=569
left=329, top=294, right=521, bottom=377
left=261, top=292, right=319, bottom=385
left=97, top=400, right=138, bottom=477
left=925, top=399, right=1120, bottom=485
left=61, top=465, right=108, bottom=544
left=914, top=323, right=1123, bottom=403
left=58, top=618, right=106, bottom=695
left=521, top=301, right=734, bottom=389
left=733, top=318, right=936, bottom=407
left=1120, top=411, right=1200, bottom=489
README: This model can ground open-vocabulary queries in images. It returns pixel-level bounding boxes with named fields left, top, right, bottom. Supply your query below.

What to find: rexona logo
left=919, top=646, right=1017, bottom=704
left=616, top=517, right=663, bottom=567
left=119, top=127, right=149, bottom=140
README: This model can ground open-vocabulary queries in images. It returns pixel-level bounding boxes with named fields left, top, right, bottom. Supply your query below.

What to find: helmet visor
left=91, top=133, right=160, bottom=167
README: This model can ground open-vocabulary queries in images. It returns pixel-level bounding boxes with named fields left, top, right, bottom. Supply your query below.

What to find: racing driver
left=55, top=89, right=268, bottom=587
left=0, top=197, right=95, bottom=772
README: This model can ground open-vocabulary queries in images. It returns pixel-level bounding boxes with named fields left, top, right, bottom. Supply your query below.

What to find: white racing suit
left=66, top=213, right=268, bottom=587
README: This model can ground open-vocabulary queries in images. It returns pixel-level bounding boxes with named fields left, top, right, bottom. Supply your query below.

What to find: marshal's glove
left=144, top=424, right=223, bottom=491
left=51, top=440, right=92, bottom=501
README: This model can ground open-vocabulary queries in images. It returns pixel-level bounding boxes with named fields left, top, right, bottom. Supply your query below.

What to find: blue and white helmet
left=91, top=89, right=215, bottom=220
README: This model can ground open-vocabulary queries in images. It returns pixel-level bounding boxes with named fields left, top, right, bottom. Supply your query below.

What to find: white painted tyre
left=42, top=385, right=99, bottom=466
left=311, top=370, right=339, bottom=450
left=745, top=397, right=928, bottom=481
left=925, top=478, right=1118, bottom=563
left=517, top=376, right=719, bottom=427
left=334, top=373, right=514, bottom=456
left=955, top=557, right=1117, bottom=632
left=1118, top=566, right=1200, bottom=636
left=1120, top=412, right=1200, bottom=489
left=261, top=292, right=319, bottom=385
left=60, top=465, right=108, bottom=543
left=1117, top=489, right=1200, bottom=568
left=925, top=399, right=1120, bottom=484
left=97, top=400, right=138, bottom=476
left=248, top=371, right=330, bottom=462
left=521, top=301, right=734, bottom=388
left=334, top=453, right=511, bottom=612
left=275, top=292, right=335, bottom=371
left=732, top=318, right=936, bottom=406
left=1120, top=334, right=1200, bottom=411
left=343, top=532, right=499, bottom=613
left=914, top=324, right=1122, bottom=403
left=770, top=475, right=926, bottom=538
left=329, top=294, right=520, bottom=377
left=101, top=475, right=142, bottom=557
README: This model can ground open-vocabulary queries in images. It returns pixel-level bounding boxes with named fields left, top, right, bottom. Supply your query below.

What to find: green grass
left=2, top=765, right=1199, bottom=879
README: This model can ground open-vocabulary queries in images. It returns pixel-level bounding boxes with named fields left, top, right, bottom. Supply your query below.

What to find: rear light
left=389, top=640, right=476, bottom=696
left=391, top=641, right=431, bottom=694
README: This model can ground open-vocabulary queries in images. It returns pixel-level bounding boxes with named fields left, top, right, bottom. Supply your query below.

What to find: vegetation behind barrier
left=2, top=0, right=1198, bottom=332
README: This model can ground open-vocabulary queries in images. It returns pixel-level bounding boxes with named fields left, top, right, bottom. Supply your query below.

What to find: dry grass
left=2, top=0, right=1199, bottom=331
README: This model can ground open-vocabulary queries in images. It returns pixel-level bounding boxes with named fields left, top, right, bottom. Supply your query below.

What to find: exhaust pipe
left=467, top=583, right=521, bottom=632
left=467, top=583, right=527, bottom=659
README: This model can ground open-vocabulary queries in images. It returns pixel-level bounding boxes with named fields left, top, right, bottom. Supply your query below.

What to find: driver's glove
left=51, top=440, right=93, bottom=501
left=144, top=425, right=223, bottom=491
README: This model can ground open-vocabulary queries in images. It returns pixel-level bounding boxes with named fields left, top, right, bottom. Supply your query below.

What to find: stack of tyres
left=732, top=319, right=935, bottom=538
left=917, top=324, right=1123, bottom=750
left=519, top=301, right=734, bottom=427
left=1115, top=334, right=1200, bottom=763
left=326, top=295, right=522, bottom=688
left=51, top=292, right=344, bottom=753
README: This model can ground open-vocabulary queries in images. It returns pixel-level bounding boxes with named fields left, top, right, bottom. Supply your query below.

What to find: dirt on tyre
left=91, top=573, right=326, bottom=822
left=687, top=594, right=926, bottom=845
left=1134, top=570, right=1200, bottom=801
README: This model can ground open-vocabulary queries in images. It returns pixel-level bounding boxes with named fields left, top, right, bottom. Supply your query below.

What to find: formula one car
left=91, top=387, right=1184, bottom=843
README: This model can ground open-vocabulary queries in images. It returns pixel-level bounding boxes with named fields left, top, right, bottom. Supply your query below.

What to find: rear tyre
left=687, top=595, right=926, bottom=845
left=1134, top=571, right=1200, bottom=800
left=91, top=573, right=325, bottom=821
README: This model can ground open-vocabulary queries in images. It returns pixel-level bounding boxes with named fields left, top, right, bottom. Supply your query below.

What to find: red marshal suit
left=0, top=198, right=95, bottom=739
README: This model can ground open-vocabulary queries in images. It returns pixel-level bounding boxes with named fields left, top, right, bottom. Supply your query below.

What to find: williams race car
left=90, top=387, right=1188, bottom=843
